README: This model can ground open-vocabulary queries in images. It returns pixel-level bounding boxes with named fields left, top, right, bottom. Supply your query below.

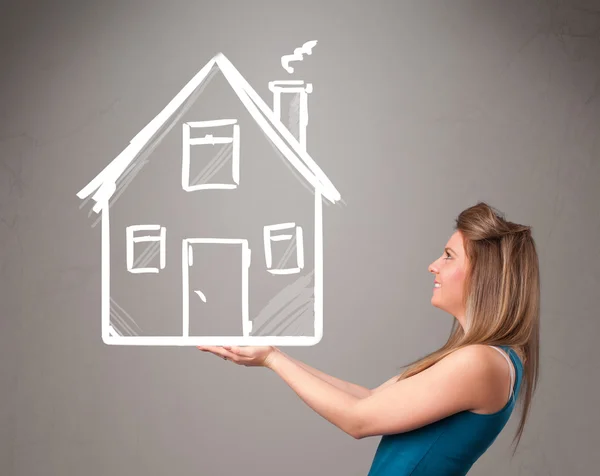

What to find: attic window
left=181, top=119, right=240, bottom=191
left=263, top=222, right=304, bottom=275
left=126, top=225, right=166, bottom=274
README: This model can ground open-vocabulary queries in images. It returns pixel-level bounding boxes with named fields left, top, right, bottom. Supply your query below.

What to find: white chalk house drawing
left=76, top=42, right=341, bottom=346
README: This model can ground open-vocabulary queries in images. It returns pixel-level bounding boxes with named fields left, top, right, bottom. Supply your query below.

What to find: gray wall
left=2, top=0, right=600, bottom=474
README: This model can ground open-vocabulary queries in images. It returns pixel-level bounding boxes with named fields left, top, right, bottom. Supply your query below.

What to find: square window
left=263, top=222, right=304, bottom=275
left=182, top=119, right=240, bottom=191
left=126, top=225, right=166, bottom=273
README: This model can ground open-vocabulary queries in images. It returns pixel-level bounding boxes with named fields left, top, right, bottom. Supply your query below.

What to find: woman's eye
left=444, top=252, right=451, bottom=259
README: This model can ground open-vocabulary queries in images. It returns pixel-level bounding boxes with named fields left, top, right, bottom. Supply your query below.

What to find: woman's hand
left=197, top=345, right=279, bottom=368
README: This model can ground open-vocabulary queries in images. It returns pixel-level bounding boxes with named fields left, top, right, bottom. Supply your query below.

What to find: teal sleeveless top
left=367, top=346, right=523, bottom=476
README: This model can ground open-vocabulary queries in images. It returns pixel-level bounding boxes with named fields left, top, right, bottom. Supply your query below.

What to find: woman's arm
left=276, top=348, right=372, bottom=399
left=266, top=349, right=361, bottom=438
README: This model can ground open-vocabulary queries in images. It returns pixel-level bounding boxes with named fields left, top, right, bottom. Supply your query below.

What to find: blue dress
left=367, top=345, right=523, bottom=475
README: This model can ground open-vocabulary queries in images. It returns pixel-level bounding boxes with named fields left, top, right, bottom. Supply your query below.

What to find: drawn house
left=76, top=52, right=341, bottom=346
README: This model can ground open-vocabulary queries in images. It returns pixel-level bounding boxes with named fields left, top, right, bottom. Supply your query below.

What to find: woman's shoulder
left=460, top=343, right=523, bottom=364
left=460, top=344, right=519, bottom=414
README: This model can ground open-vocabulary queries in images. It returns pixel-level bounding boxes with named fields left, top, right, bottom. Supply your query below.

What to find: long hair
left=395, top=201, right=540, bottom=456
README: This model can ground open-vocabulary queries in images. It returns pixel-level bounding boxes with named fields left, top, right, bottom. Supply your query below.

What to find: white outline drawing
left=183, top=239, right=251, bottom=339
left=76, top=47, right=341, bottom=347
left=264, top=222, right=304, bottom=275
left=281, top=40, right=318, bottom=74
left=126, top=225, right=166, bottom=273
left=182, top=119, right=240, bottom=191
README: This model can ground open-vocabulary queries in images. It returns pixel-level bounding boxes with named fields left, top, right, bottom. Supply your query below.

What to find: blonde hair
left=395, top=201, right=540, bottom=455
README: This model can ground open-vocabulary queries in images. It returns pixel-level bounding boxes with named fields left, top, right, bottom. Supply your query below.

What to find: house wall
left=105, top=66, right=319, bottom=339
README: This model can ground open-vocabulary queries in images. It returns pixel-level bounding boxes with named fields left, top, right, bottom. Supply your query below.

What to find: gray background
left=1, top=0, right=599, bottom=474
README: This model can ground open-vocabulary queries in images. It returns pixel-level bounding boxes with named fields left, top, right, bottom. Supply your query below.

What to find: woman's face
left=428, top=231, right=469, bottom=323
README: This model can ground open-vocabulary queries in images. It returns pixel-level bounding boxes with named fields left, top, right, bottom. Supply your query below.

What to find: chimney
left=268, top=80, right=313, bottom=151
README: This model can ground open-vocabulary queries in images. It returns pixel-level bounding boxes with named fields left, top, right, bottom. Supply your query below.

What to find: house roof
left=76, top=52, right=341, bottom=213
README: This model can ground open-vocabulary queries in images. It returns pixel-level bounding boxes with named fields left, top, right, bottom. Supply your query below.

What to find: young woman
left=198, top=201, right=540, bottom=475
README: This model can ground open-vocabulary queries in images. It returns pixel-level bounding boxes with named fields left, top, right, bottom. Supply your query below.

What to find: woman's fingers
left=224, top=346, right=245, bottom=356
left=197, top=346, right=239, bottom=361
left=212, top=345, right=243, bottom=356
left=197, top=345, right=224, bottom=354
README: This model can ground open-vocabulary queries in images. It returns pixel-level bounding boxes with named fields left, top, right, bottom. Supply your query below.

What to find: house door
left=182, top=238, right=251, bottom=337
